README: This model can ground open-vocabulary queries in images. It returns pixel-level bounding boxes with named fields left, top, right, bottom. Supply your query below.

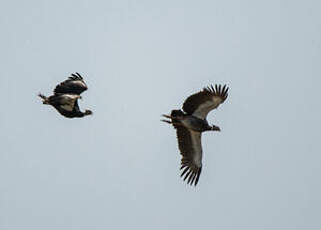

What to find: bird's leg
left=162, top=114, right=184, bottom=120
left=161, top=119, right=183, bottom=126
left=161, top=119, right=172, bottom=124
left=161, top=114, right=184, bottom=126
left=161, top=115, right=183, bottom=126
left=211, top=125, right=221, bottom=131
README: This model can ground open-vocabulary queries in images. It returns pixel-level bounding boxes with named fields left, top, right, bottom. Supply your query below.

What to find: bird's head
left=84, top=110, right=93, bottom=116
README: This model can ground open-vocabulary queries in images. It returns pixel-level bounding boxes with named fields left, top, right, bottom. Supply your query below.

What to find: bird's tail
left=38, top=93, right=49, bottom=104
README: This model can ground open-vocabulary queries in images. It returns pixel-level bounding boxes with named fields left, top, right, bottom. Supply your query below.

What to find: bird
left=38, top=72, right=93, bottom=118
left=162, top=84, right=228, bottom=186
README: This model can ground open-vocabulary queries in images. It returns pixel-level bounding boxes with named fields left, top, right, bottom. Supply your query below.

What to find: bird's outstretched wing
left=182, top=84, right=228, bottom=119
left=175, top=126, right=203, bottom=186
left=54, top=73, right=88, bottom=95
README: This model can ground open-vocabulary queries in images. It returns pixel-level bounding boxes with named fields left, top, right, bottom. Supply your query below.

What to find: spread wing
left=176, top=126, right=203, bottom=186
left=54, top=73, right=88, bottom=95
left=182, top=84, right=228, bottom=119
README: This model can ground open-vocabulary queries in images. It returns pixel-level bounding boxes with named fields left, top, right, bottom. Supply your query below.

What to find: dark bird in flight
left=38, top=73, right=93, bottom=118
left=162, top=84, right=228, bottom=186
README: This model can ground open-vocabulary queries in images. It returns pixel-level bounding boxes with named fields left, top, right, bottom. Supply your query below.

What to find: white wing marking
left=73, top=80, right=87, bottom=88
left=59, top=94, right=78, bottom=112
left=192, top=96, right=223, bottom=119
left=61, top=104, right=74, bottom=112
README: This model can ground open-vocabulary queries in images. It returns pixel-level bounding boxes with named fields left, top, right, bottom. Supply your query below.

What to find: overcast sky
left=1, top=0, right=320, bottom=229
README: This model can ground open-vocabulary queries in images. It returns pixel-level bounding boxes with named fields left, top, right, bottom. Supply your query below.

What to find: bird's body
left=39, top=73, right=92, bottom=118
left=162, top=84, right=228, bottom=186
left=179, top=114, right=213, bottom=132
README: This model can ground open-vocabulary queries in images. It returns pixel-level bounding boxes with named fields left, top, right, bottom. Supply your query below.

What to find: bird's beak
left=212, top=125, right=221, bottom=131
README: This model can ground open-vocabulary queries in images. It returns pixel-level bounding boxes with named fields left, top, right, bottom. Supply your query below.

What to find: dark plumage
left=54, top=73, right=88, bottom=95
left=38, top=73, right=92, bottom=118
left=162, top=84, right=228, bottom=186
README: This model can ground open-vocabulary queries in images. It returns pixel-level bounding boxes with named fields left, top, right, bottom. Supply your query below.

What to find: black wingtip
left=75, top=72, right=83, bottom=79
left=181, top=167, right=189, bottom=178
left=188, top=173, right=196, bottom=185
left=183, top=170, right=192, bottom=181
left=190, top=174, right=195, bottom=185
left=70, top=72, right=83, bottom=80
left=180, top=164, right=202, bottom=186
left=205, top=83, right=229, bottom=100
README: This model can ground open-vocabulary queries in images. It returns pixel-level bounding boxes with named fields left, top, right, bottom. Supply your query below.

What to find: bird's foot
left=161, top=114, right=184, bottom=126
left=161, top=119, right=182, bottom=126
left=161, top=119, right=172, bottom=124
left=162, top=114, right=184, bottom=120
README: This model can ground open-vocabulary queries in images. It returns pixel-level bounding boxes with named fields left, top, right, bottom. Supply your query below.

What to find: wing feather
left=58, top=94, right=78, bottom=112
left=175, top=127, right=202, bottom=186
left=182, top=84, right=228, bottom=119
left=54, top=72, right=88, bottom=95
left=71, top=99, right=81, bottom=113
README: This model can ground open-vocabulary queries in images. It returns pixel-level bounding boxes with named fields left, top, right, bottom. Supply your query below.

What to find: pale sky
left=1, top=0, right=321, bottom=229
